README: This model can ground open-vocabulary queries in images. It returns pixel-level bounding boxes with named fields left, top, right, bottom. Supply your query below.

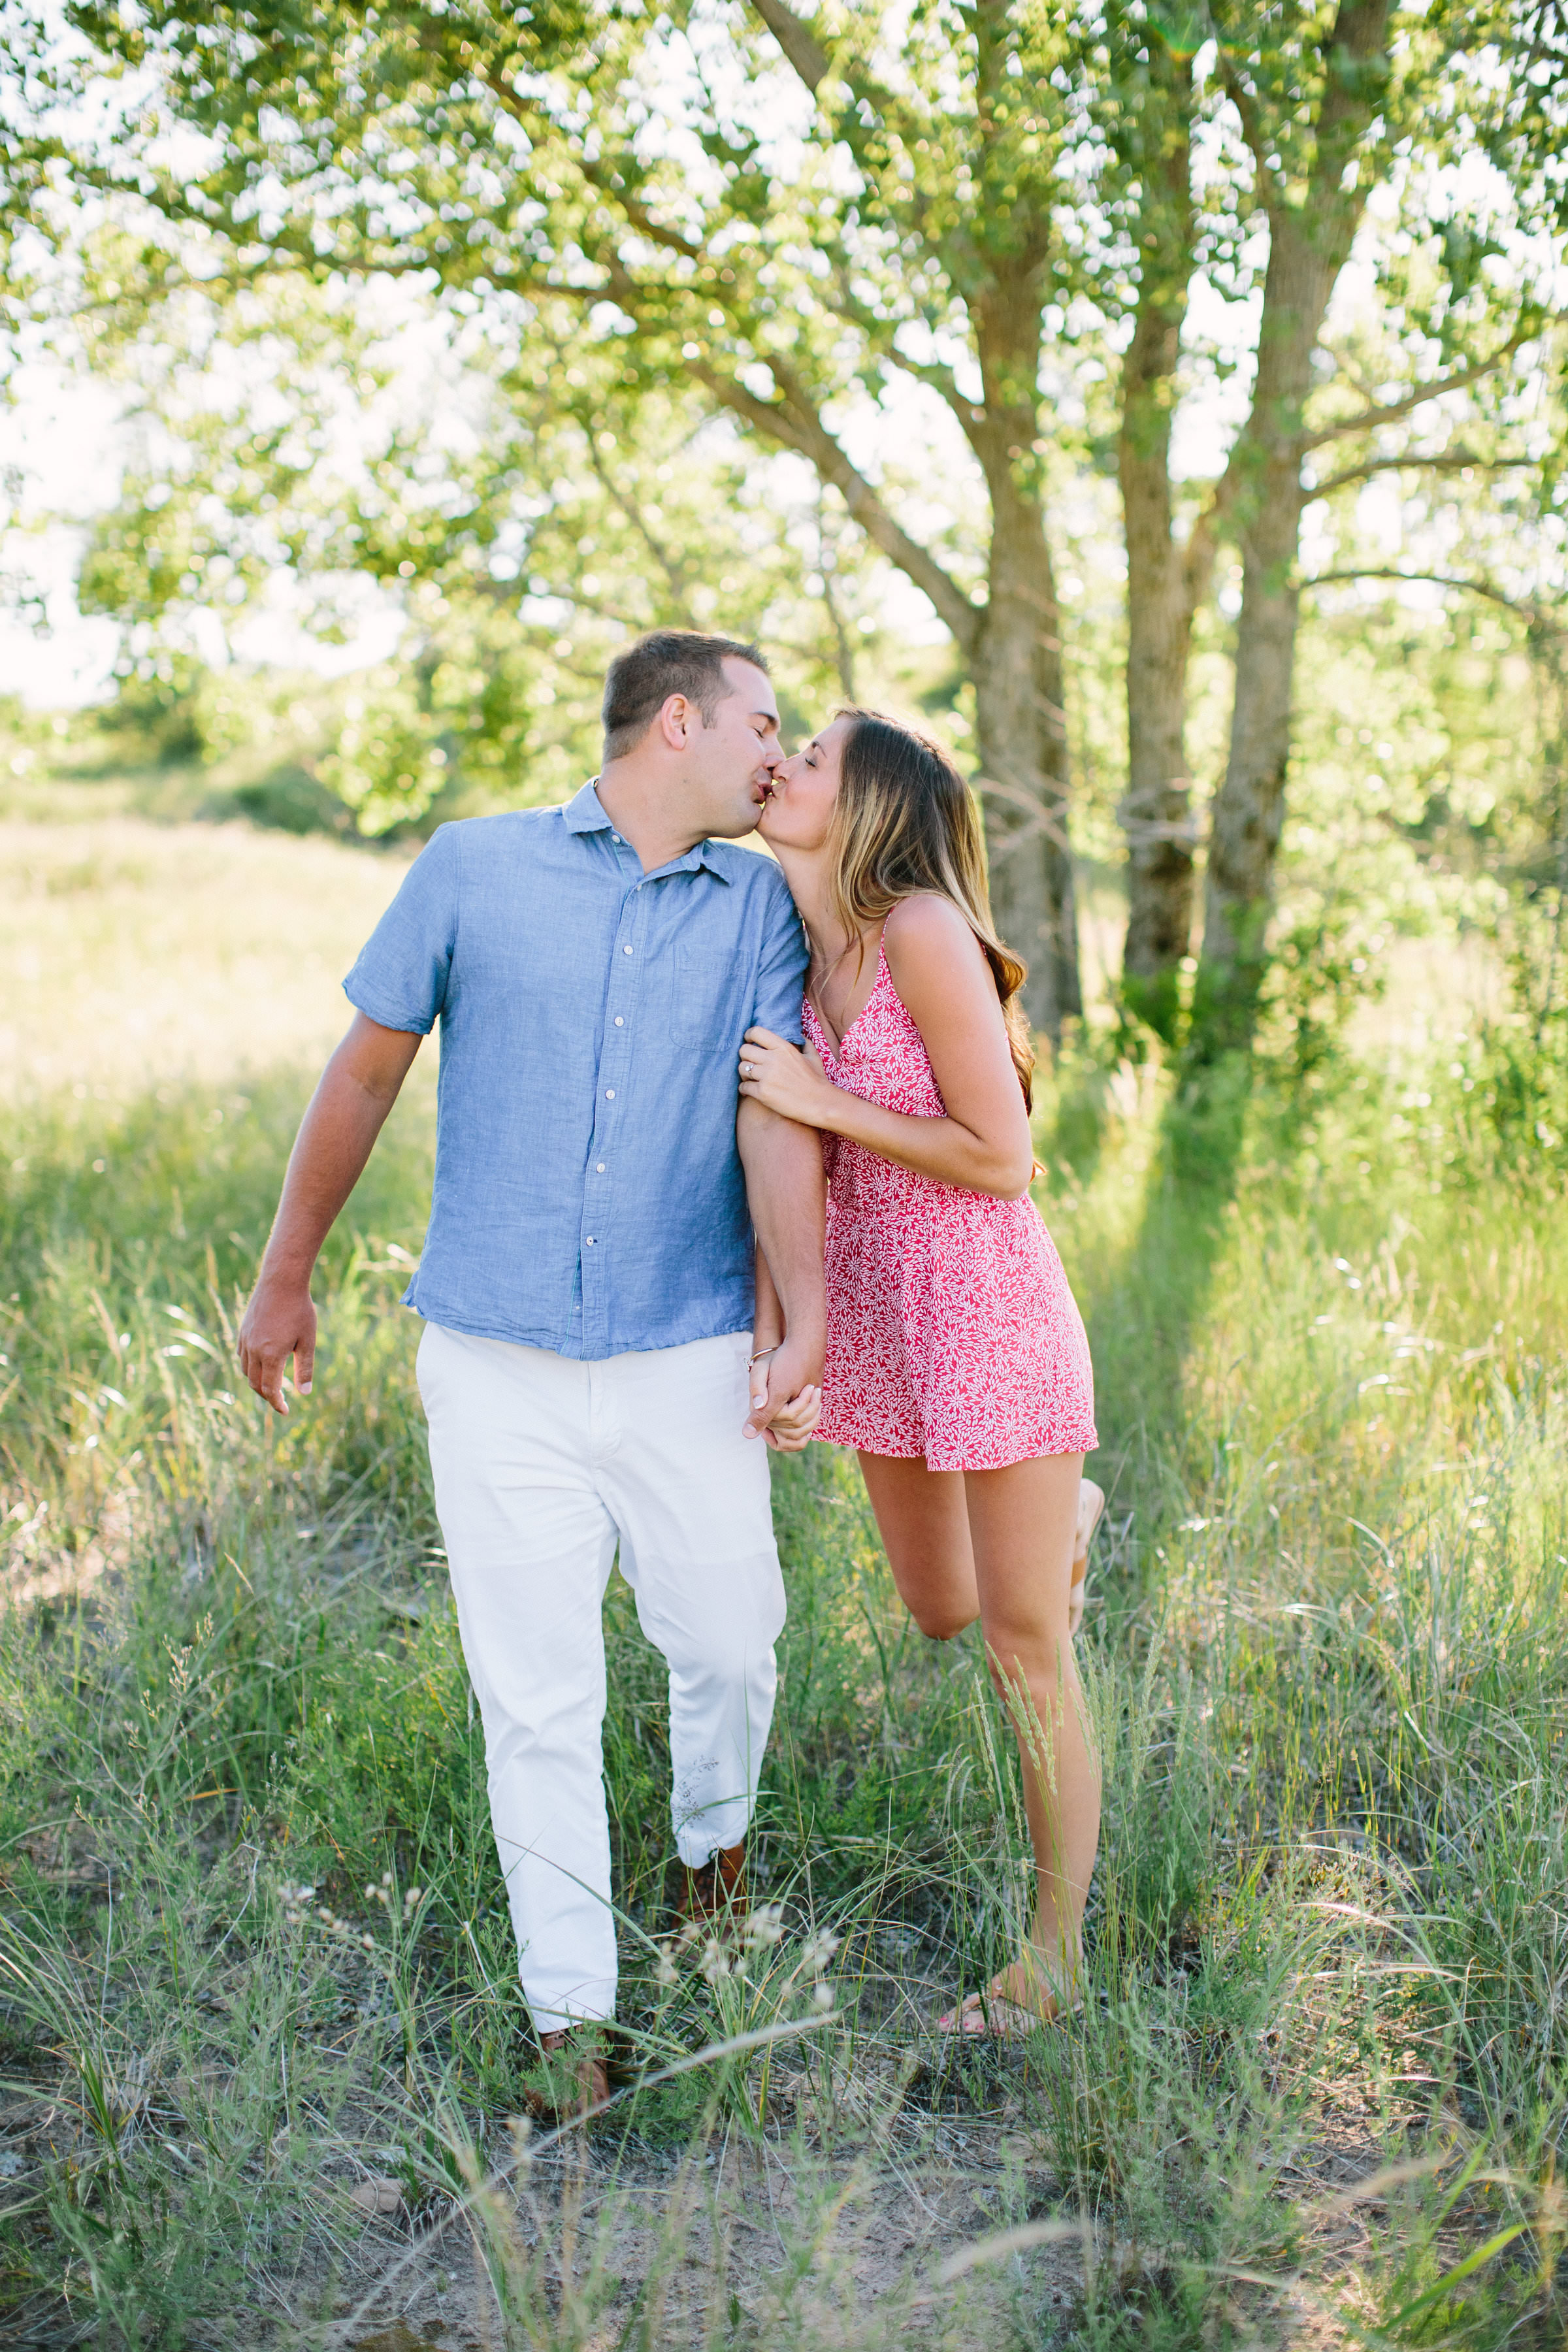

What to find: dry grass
left=0, top=815, right=417, bottom=1102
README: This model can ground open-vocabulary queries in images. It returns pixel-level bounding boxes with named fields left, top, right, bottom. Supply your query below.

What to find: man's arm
left=237, top=1012, right=423, bottom=1413
left=751, top=1243, right=784, bottom=1360
left=738, top=1096, right=826, bottom=1443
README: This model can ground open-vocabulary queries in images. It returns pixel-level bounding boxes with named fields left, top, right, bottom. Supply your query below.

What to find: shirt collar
left=561, top=779, right=731, bottom=881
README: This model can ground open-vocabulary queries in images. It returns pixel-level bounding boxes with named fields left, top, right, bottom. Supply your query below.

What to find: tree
left=1092, top=0, right=1563, bottom=1049
left=1103, top=11, right=1215, bottom=1040
left=61, top=0, right=1122, bottom=1032
left=1184, top=0, right=1563, bottom=1056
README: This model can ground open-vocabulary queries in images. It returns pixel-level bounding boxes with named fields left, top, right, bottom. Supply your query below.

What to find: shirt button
left=614, top=1015, right=624, bottom=1026
left=612, top=832, right=621, bottom=842
left=585, top=1236, right=596, bottom=1245
left=623, top=944, right=633, bottom=955
left=605, top=1088, right=615, bottom=1099
left=596, top=1162, right=606, bottom=1172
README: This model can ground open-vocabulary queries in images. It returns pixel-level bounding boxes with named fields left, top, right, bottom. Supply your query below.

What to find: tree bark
left=1192, top=0, right=1391, bottom=1058
left=1117, top=50, right=1202, bottom=1041
left=1195, top=416, right=1311, bottom=1052
left=972, top=518, right=1081, bottom=1036
left=966, top=259, right=1083, bottom=1037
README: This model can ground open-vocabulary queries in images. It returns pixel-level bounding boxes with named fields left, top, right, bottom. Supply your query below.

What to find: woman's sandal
left=936, top=1957, right=1083, bottom=2039
left=1069, top=1477, right=1105, bottom=1639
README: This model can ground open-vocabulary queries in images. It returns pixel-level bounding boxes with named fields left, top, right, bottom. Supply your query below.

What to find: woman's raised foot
left=1069, top=1477, right=1105, bottom=1638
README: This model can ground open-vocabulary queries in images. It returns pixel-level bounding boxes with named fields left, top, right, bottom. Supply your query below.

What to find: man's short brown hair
left=601, top=630, right=768, bottom=760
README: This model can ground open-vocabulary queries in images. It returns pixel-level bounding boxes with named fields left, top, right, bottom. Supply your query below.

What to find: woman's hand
left=738, top=1028, right=838, bottom=1128
left=764, top=1382, right=821, bottom=1451
left=745, top=1331, right=823, bottom=1451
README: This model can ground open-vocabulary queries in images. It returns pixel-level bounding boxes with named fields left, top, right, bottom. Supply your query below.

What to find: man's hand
left=736, top=1090, right=828, bottom=1455
left=744, top=1333, right=823, bottom=1452
left=234, top=1012, right=423, bottom=1416
left=238, top=1275, right=318, bottom=1416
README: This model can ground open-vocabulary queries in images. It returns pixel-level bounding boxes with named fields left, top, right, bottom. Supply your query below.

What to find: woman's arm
left=738, top=896, right=1035, bottom=1199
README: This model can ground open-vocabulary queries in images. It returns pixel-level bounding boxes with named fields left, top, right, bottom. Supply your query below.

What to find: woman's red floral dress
left=804, top=939, right=1097, bottom=1473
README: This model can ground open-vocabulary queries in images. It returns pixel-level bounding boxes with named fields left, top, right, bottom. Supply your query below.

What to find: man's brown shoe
left=678, top=1840, right=748, bottom=1929
left=522, top=2027, right=610, bottom=2125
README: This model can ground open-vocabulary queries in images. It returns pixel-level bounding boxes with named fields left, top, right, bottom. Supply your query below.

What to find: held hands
left=743, top=1332, right=823, bottom=1452
left=738, top=1028, right=836, bottom=1128
left=237, top=1273, right=317, bottom=1415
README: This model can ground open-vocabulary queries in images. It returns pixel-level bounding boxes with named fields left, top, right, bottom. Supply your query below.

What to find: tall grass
left=0, top=811, right=1564, bottom=2347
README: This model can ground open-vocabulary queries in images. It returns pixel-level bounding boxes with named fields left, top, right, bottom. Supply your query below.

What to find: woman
left=740, top=710, right=1103, bottom=2033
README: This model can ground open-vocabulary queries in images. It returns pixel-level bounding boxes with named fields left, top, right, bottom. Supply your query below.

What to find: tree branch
left=817, top=256, right=992, bottom=455
left=823, top=257, right=930, bottom=377
left=578, top=433, right=700, bottom=628
left=687, top=354, right=983, bottom=653
left=469, top=58, right=710, bottom=265
left=1182, top=450, right=1245, bottom=597
left=749, top=0, right=830, bottom=92
left=1303, top=566, right=1556, bottom=622
left=1305, top=449, right=1535, bottom=497
left=1299, top=331, right=1529, bottom=451
left=1214, top=53, right=1286, bottom=220
left=748, top=0, right=933, bottom=164
left=576, top=162, right=707, bottom=265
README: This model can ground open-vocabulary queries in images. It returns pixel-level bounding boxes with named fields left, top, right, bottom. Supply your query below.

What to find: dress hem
left=813, top=1426, right=1098, bottom=1473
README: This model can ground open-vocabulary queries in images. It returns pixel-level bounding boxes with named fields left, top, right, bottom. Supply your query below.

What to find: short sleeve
left=342, top=823, right=461, bottom=1036
left=750, top=868, right=808, bottom=1047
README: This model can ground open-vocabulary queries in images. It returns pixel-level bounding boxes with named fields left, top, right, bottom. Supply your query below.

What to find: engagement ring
left=741, top=1060, right=754, bottom=1077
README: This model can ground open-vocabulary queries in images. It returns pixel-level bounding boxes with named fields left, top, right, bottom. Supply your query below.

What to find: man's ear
left=657, top=693, right=691, bottom=750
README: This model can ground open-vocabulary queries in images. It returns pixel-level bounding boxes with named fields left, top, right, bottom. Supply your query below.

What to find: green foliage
left=62, top=253, right=889, bottom=832
left=88, top=653, right=209, bottom=768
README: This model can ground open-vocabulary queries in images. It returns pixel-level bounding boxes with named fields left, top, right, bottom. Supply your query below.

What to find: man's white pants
left=416, top=1321, right=785, bottom=2033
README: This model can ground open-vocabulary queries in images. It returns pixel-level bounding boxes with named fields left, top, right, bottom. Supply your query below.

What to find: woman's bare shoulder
left=883, top=892, right=988, bottom=988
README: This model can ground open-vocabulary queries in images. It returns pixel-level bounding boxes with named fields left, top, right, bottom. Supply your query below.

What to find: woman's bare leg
left=862, top=1455, right=1102, bottom=1646
left=857, top=1448, right=1102, bottom=2026
left=857, top=1451, right=979, bottom=1641
left=960, top=1452, right=1100, bottom=2022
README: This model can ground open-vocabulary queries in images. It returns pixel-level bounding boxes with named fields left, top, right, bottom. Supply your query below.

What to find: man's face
left=683, top=659, right=782, bottom=837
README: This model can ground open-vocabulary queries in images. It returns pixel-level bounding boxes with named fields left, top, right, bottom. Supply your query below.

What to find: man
left=237, top=630, right=826, bottom=2114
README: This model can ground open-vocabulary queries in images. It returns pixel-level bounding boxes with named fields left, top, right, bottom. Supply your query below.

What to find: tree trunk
left=1194, top=447, right=1305, bottom=1052
left=1191, top=0, right=1391, bottom=1059
left=973, top=514, right=1082, bottom=1038
left=1117, top=52, right=1201, bottom=1043
left=745, top=0, right=1083, bottom=1033
left=962, top=237, right=1083, bottom=1041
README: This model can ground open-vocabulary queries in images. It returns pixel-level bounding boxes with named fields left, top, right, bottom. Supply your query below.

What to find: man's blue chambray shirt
left=342, top=781, right=809, bottom=1360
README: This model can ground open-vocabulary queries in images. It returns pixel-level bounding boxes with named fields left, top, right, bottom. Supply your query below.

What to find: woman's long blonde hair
left=825, top=709, right=1036, bottom=1108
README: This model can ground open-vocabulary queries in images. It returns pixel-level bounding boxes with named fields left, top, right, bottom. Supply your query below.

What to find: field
left=1, top=802, right=1565, bottom=2351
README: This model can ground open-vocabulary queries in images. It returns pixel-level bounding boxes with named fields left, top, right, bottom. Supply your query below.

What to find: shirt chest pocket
left=662, top=949, right=749, bottom=1047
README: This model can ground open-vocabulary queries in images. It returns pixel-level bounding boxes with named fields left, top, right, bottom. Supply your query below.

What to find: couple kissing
left=236, top=629, right=1102, bottom=2119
